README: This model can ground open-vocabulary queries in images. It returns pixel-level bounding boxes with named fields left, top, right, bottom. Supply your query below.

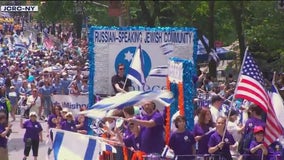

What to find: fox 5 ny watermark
left=1, top=5, right=38, bottom=12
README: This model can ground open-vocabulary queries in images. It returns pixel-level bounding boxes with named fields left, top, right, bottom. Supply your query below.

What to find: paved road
left=7, top=115, right=52, bottom=160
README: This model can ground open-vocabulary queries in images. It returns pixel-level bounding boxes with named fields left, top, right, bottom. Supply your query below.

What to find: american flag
left=43, top=31, right=54, bottom=50
left=235, top=51, right=283, bottom=146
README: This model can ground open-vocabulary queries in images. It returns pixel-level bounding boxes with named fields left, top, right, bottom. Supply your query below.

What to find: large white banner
left=89, top=27, right=197, bottom=96
left=52, top=95, right=88, bottom=114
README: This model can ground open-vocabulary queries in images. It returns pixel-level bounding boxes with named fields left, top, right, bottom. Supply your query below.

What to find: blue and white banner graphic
left=51, top=129, right=116, bottom=160
left=88, top=26, right=198, bottom=97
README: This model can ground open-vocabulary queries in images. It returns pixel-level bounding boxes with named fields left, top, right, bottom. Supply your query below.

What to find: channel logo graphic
left=1, top=5, right=38, bottom=12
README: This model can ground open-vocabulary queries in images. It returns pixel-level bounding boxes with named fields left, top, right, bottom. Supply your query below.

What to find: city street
left=7, top=115, right=51, bottom=160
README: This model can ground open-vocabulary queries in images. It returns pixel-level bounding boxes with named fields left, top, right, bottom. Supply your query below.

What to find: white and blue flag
left=51, top=129, right=116, bottom=160
left=82, top=90, right=174, bottom=118
left=270, top=84, right=284, bottom=129
left=127, top=45, right=146, bottom=89
left=148, top=65, right=168, bottom=77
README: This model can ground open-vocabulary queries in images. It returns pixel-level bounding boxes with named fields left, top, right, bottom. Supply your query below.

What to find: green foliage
left=34, top=0, right=284, bottom=72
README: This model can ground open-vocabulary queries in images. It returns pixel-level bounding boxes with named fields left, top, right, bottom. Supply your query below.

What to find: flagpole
left=222, top=46, right=249, bottom=141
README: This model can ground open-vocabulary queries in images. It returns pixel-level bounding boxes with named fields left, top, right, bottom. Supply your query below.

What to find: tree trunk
left=208, top=1, right=217, bottom=78
left=139, top=0, right=160, bottom=26
left=229, top=1, right=246, bottom=60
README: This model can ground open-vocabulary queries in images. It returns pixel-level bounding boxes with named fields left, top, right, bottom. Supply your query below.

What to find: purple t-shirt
left=193, top=124, right=214, bottom=154
left=75, top=116, right=88, bottom=131
left=249, top=140, right=276, bottom=160
left=140, top=111, right=165, bottom=154
left=23, top=120, right=43, bottom=141
left=0, top=124, right=7, bottom=148
left=208, top=131, right=235, bottom=159
left=48, top=114, right=60, bottom=128
left=169, top=130, right=196, bottom=160
left=245, top=117, right=266, bottom=134
left=61, top=120, right=77, bottom=132
left=123, top=132, right=142, bottom=151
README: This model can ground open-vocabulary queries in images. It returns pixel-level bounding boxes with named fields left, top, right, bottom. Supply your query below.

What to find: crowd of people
left=0, top=20, right=91, bottom=160
left=0, top=18, right=284, bottom=160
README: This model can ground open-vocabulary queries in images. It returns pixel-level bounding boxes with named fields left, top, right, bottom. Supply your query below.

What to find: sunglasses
left=118, top=68, right=124, bottom=70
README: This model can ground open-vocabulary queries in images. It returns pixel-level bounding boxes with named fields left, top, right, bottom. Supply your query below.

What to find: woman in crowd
left=60, top=112, right=77, bottom=132
left=169, top=115, right=196, bottom=160
left=20, top=112, right=43, bottom=160
left=226, top=109, right=243, bottom=158
left=8, top=86, right=17, bottom=121
left=193, top=107, right=215, bottom=155
left=75, top=107, right=88, bottom=135
left=208, top=116, right=237, bottom=160
left=38, top=79, right=53, bottom=120
left=0, top=112, right=12, bottom=160
left=26, top=89, right=41, bottom=120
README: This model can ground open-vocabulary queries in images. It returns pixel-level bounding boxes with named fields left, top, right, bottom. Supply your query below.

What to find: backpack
left=238, top=130, right=254, bottom=154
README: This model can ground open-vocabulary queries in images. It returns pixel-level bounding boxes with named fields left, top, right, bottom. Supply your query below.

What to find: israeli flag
left=51, top=129, right=116, bottom=160
left=161, top=145, right=175, bottom=159
left=149, top=66, right=168, bottom=77
left=127, top=45, right=146, bottom=89
left=82, top=90, right=174, bottom=118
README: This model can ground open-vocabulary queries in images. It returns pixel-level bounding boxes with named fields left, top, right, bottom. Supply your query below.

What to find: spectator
left=210, top=95, right=225, bottom=122
left=0, top=112, right=12, bottom=160
left=20, top=112, right=43, bottom=160
left=26, top=89, right=41, bottom=119
left=111, top=63, right=132, bottom=94
left=8, top=86, right=17, bottom=121
left=38, top=79, right=53, bottom=120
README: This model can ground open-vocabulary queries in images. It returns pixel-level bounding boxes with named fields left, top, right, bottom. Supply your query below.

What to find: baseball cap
left=253, top=126, right=264, bottom=134
left=29, top=112, right=38, bottom=117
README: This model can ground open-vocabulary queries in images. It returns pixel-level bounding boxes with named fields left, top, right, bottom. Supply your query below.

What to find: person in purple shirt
left=208, top=116, right=237, bottom=160
left=47, top=105, right=62, bottom=155
left=20, top=112, right=43, bottom=160
left=127, top=101, right=165, bottom=154
left=249, top=126, right=276, bottom=160
left=169, top=115, right=196, bottom=160
left=244, top=104, right=266, bottom=135
left=0, top=112, right=12, bottom=160
left=193, top=107, right=215, bottom=155
left=60, top=112, right=77, bottom=132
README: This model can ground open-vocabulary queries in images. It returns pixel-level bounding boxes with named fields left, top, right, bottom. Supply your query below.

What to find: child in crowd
left=169, top=115, right=196, bottom=160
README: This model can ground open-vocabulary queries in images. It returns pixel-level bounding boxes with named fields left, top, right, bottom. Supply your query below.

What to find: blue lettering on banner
left=164, top=32, right=192, bottom=43
left=118, top=31, right=142, bottom=43
left=144, top=32, right=163, bottom=43
left=53, top=101, right=87, bottom=110
left=93, top=30, right=193, bottom=44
